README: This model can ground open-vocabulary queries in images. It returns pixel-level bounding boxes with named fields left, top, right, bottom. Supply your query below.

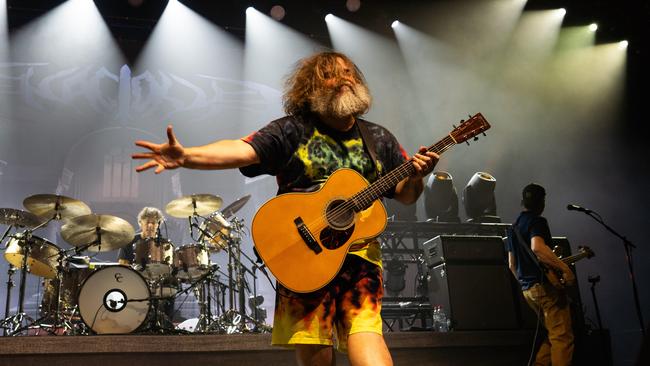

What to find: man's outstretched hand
left=133, top=125, right=186, bottom=174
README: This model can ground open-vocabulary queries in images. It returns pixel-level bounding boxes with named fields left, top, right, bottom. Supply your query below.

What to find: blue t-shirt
left=506, top=211, right=553, bottom=290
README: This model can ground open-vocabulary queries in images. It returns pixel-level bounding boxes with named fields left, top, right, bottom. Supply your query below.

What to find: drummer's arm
left=183, top=140, right=259, bottom=170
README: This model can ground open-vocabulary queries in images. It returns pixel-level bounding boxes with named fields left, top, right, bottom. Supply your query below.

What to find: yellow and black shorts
left=271, top=255, right=384, bottom=352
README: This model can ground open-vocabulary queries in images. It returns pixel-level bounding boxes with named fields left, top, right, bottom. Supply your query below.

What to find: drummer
left=117, top=207, right=164, bottom=266
left=117, top=207, right=176, bottom=324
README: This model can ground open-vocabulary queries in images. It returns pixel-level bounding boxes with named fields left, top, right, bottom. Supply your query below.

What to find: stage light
left=384, top=256, right=406, bottom=297
left=391, top=20, right=400, bottom=29
left=619, top=40, right=628, bottom=49
left=462, top=172, right=500, bottom=223
left=270, top=5, right=285, bottom=21
left=325, top=13, right=334, bottom=22
left=246, top=7, right=255, bottom=15
left=346, top=0, right=361, bottom=12
left=424, top=171, right=459, bottom=223
left=558, top=8, right=566, bottom=16
left=589, top=23, right=598, bottom=32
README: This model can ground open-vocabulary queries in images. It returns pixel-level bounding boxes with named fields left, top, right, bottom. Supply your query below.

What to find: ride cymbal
left=23, top=194, right=91, bottom=220
left=61, top=214, right=135, bottom=252
left=165, top=194, right=222, bottom=217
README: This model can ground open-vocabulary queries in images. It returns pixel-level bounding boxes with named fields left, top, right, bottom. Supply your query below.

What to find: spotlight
left=270, top=5, right=285, bottom=21
left=346, top=0, right=361, bottom=12
left=424, top=171, right=460, bottom=222
left=619, top=40, right=629, bottom=49
left=391, top=20, right=400, bottom=29
left=588, top=23, right=598, bottom=32
left=558, top=8, right=566, bottom=16
left=246, top=6, right=255, bottom=15
left=325, top=13, right=334, bottom=22
left=462, top=172, right=500, bottom=223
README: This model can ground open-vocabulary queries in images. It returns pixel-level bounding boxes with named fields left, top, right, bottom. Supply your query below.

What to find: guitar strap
left=356, top=119, right=382, bottom=178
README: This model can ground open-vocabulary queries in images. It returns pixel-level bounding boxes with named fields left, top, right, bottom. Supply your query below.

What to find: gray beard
left=310, top=83, right=372, bottom=118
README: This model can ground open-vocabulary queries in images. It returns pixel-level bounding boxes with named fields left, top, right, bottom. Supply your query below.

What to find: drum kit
left=0, top=193, right=270, bottom=336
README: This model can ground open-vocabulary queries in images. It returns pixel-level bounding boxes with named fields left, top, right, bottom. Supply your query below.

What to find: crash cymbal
left=221, top=195, right=251, bottom=218
left=23, top=194, right=91, bottom=220
left=0, top=208, right=43, bottom=228
left=165, top=194, right=222, bottom=218
left=61, top=214, right=135, bottom=252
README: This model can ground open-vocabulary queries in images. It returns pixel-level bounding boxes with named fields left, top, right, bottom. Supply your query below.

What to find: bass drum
left=78, top=266, right=150, bottom=334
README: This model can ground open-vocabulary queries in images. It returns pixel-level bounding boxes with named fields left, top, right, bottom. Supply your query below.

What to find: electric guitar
left=251, top=113, right=491, bottom=293
left=545, top=245, right=595, bottom=289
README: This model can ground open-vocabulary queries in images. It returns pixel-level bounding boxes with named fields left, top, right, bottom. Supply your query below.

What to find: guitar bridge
left=294, top=217, right=322, bottom=254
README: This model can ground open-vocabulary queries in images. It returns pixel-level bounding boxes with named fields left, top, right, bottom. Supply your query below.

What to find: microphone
left=567, top=204, right=592, bottom=213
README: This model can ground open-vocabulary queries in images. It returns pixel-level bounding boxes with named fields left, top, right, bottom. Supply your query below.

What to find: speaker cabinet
left=425, top=235, right=518, bottom=330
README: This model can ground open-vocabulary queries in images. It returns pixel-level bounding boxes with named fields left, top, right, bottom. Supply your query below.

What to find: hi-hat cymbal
left=0, top=208, right=43, bottom=228
left=23, top=194, right=91, bottom=220
left=165, top=194, right=222, bottom=218
left=221, top=195, right=251, bottom=218
left=61, top=214, right=135, bottom=252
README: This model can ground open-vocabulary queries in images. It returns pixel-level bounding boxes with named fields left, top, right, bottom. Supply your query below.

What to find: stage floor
left=0, top=330, right=533, bottom=366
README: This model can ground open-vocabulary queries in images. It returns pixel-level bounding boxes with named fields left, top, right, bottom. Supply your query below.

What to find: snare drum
left=133, top=237, right=175, bottom=279
left=4, top=233, right=59, bottom=278
left=199, top=212, right=231, bottom=251
left=78, top=266, right=150, bottom=334
left=173, top=244, right=209, bottom=281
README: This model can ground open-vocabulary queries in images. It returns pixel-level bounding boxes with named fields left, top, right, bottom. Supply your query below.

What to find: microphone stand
left=578, top=209, right=645, bottom=336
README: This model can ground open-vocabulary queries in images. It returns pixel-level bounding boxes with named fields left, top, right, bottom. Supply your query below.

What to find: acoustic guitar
left=251, top=113, right=491, bottom=293
left=545, top=245, right=595, bottom=289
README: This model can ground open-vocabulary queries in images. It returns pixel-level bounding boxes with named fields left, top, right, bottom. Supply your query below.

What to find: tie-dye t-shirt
left=240, top=113, right=408, bottom=266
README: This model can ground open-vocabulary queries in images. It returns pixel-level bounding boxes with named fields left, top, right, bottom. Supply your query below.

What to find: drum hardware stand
left=1, top=212, right=56, bottom=336
left=2, top=225, right=15, bottom=336
left=172, top=265, right=220, bottom=333
left=1, top=229, right=39, bottom=335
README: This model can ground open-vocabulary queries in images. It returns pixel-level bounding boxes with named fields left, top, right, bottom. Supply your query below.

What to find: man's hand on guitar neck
left=394, top=146, right=439, bottom=204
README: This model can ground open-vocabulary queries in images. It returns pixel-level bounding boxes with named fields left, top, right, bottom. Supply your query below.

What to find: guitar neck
left=561, top=251, right=590, bottom=265
left=351, top=135, right=457, bottom=211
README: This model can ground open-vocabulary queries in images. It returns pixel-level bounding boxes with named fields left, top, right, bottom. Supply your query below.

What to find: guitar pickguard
left=320, top=225, right=355, bottom=250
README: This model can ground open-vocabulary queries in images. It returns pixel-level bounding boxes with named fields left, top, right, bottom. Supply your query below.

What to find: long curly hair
left=283, top=51, right=369, bottom=116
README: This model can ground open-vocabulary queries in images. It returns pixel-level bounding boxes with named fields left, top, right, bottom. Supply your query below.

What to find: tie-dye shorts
left=271, top=255, right=384, bottom=352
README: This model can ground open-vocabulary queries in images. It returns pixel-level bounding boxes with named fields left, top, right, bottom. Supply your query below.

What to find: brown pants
left=523, top=283, right=574, bottom=366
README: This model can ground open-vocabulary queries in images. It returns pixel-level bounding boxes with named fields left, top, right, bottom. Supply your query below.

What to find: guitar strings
left=300, top=138, right=457, bottom=235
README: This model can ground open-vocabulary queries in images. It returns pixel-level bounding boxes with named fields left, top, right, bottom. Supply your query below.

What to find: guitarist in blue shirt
left=507, top=183, right=575, bottom=366
left=132, top=51, right=438, bottom=366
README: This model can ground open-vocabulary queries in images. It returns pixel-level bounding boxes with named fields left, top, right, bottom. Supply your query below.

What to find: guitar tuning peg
left=452, top=124, right=457, bottom=129
left=482, top=132, right=487, bottom=136
left=465, top=141, right=470, bottom=146
left=473, top=136, right=479, bottom=141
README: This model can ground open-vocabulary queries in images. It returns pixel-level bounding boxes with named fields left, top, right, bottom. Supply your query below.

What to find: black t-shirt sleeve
left=529, top=216, right=553, bottom=247
left=239, top=117, right=300, bottom=177
left=367, top=122, right=408, bottom=199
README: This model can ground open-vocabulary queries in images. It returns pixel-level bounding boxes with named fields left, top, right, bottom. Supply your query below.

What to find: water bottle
left=438, top=307, right=450, bottom=332
left=432, top=305, right=441, bottom=331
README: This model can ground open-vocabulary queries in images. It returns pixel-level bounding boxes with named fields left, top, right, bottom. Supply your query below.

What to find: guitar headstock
left=450, top=113, right=491, bottom=144
left=578, top=245, right=595, bottom=259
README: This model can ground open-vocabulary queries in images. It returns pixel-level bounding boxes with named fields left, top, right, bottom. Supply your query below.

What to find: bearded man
left=133, top=51, right=438, bottom=366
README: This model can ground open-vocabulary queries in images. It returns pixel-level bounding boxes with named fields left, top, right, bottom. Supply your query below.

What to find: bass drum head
left=78, top=266, right=150, bottom=334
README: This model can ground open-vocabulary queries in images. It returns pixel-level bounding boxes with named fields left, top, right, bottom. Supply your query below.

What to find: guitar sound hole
left=325, top=199, right=354, bottom=229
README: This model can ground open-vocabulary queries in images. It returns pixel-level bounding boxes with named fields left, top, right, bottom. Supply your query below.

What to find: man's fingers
left=135, top=160, right=159, bottom=172
left=167, top=125, right=177, bottom=146
left=135, top=140, right=159, bottom=151
left=132, top=152, right=156, bottom=160
left=154, top=164, right=165, bottom=174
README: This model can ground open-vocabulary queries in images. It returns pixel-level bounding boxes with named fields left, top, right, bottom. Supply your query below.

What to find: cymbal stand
left=2, top=225, right=15, bottom=336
